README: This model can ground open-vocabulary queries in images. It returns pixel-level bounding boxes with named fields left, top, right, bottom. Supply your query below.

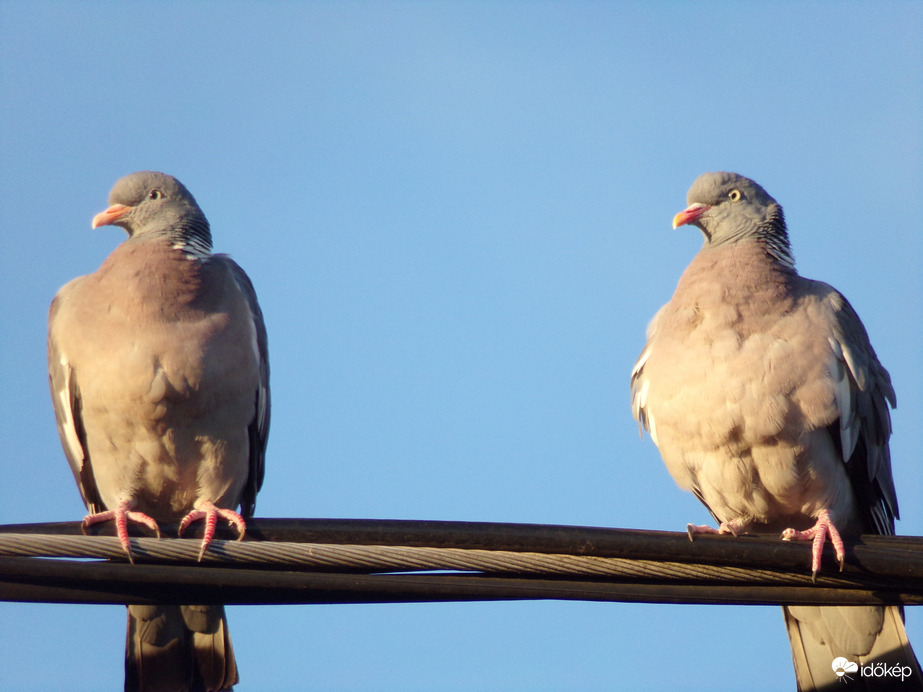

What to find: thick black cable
left=1, top=519, right=921, bottom=608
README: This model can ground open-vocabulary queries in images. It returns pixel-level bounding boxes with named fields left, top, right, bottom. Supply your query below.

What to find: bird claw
left=81, top=500, right=161, bottom=564
left=780, top=509, right=846, bottom=580
left=179, top=501, right=247, bottom=561
left=686, top=521, right=739, bottom=541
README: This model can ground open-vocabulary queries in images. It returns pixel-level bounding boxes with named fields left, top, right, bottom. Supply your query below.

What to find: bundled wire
left=1, top=519, right=921, bottom=607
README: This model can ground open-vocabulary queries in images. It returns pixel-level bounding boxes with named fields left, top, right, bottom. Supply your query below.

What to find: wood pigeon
left=631, top=171, right=919, bottom=690
left=49, top=171, right=270, bottom=691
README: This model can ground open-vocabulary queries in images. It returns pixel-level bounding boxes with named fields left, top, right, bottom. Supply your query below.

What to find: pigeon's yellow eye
left=728, top=189, right=742, bottom=202
left=148, top=189, right=164, bottom=200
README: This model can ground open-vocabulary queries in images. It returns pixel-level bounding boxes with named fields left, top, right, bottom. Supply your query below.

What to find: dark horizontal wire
left=1, top=556, right=920, bottom=607
left=5, top=518, right=923, bottom=575
left=1, top=519, right=921, bottom=607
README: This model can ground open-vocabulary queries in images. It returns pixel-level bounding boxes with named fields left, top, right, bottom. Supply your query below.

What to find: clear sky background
left=1, top=2, right=921, bottom=690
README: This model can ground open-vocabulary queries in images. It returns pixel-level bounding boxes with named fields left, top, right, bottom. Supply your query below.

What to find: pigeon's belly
left=643, top=309, right=855, bottom=531
left=76, top=332, right=254, bottom=518
left=57, top=254, right=258, bottom=519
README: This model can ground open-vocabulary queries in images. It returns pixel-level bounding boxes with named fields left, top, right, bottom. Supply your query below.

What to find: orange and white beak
left=91, top=203, right=132, bottom=229
left=672, top=203, right=710, bottom=229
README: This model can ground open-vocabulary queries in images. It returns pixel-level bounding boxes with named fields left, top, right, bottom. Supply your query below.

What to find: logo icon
left=832, top=657, right=859, bottom=683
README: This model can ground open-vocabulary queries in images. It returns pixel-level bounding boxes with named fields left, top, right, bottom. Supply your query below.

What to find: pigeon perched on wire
left=631, top=171, right=919, bottom=690
left=49, top=171, right=270, bottom=691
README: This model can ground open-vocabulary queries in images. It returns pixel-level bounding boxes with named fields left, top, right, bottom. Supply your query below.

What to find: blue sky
left=1, top=2, right=920, bottom=690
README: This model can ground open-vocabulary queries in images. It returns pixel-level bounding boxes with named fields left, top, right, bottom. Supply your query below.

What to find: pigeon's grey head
left=92, top=171, right=212, bottom=254
left=672, top=171, right=792, bottom=266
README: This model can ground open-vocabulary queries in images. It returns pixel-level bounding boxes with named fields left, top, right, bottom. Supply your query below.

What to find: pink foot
left=178, top=501, right=247, bottom=561
left=686, top=521, right=739, bottom=541
left=82, top=499, right=161, bottom=563
left=780, top=509, right=846, bottom=580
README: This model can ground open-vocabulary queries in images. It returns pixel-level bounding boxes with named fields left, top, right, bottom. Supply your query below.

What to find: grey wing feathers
left=825, top=288, right=897, bottom=535
left=630, top=304, right=665, bottom=442
left=629, top=345, right=650, bottom=434
left=225, top=258, right=270, bottom=519
left=47, top=290, right=104, bottom=514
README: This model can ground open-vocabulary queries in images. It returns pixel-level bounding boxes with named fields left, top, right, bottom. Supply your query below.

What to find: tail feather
left=126, top=604, right=238, bottom=692
left=784, top=604, right=921, bottom=691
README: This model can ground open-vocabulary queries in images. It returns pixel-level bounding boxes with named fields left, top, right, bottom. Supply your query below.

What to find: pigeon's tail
left=784, top=604, right=921, bottom=691
left=125, top=604, right=238, bottom=692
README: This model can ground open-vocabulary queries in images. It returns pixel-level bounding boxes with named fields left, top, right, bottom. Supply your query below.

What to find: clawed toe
left=780, top=509, right=845, bottom=580
left=179, top=501, right=247, bottom=561
left=81, top=500, right=161, bottom=563
left=686, top=521, right=739, bottom=541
